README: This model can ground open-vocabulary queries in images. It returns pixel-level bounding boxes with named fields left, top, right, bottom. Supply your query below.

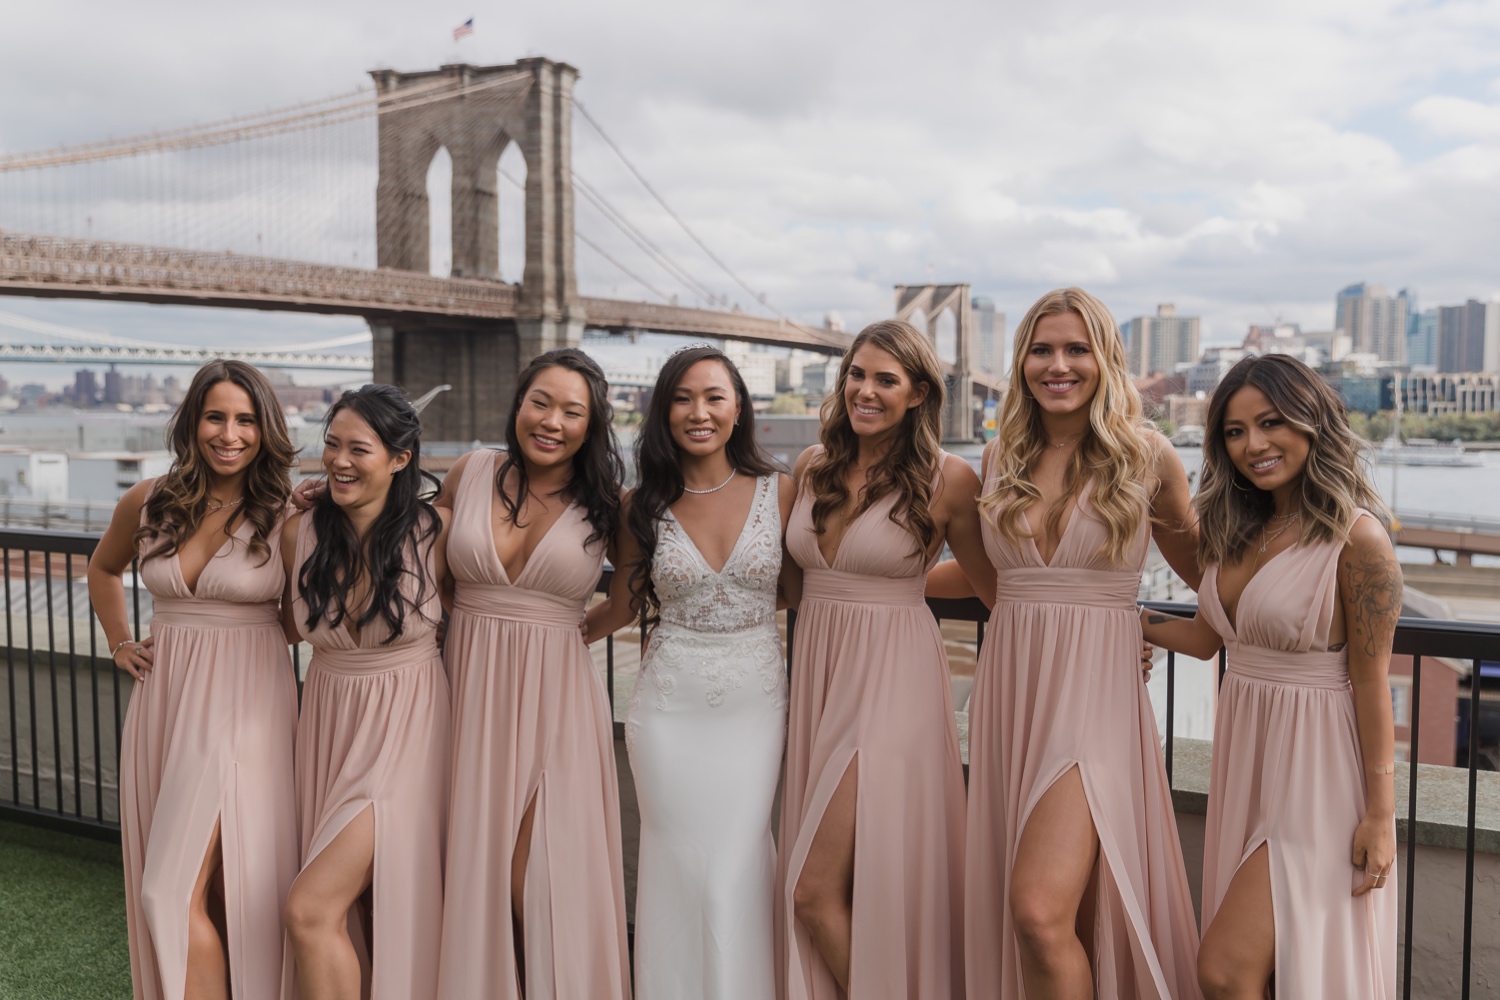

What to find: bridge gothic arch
left=894, top=283, right=977, bottom=442
left=370, top=59, right=585, bottom=440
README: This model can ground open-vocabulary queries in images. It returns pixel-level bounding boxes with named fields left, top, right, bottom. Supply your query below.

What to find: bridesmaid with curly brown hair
left=90, top=360, right=299, bottom=1000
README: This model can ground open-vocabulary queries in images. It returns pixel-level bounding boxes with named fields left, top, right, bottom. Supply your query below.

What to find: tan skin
left=279, top=407, right=452, bottom=1000
left=430, top=365, right=594, bottom=991
left=927, top=311, right=1200, bottom=999
left=1140, top=385, right=1399, bottom=1000
left=586, top=358, right=798, bottom=644
left=769, top=343, right=995, bottom=992
left=87, top=380, right=267, bottom=1000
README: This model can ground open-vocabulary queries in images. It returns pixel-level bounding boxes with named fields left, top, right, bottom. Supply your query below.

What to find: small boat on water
left=1371, top=438, right=1483, bottom=468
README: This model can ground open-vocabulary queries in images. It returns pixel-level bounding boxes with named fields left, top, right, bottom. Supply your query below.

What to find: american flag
left=453, top=18, right=474, bottom=40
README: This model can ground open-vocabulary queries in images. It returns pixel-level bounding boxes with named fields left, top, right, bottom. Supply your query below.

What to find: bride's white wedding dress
left=625, top=473, right=788, bottom=1000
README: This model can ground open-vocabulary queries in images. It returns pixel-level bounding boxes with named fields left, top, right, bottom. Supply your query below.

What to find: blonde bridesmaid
left=934, top=287, right=1202, bottom=998
left=90, top=360, right=299, bottom=1000
left=435, top=348, right=631, bottom=1000
left=280, top=384, right=452, bottom=1000
left=1142, top=353, right=1398, bottom=999
left=780, top=320, right=995, bottom=1000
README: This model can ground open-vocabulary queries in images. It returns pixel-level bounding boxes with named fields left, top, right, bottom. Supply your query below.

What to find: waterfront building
left=0, top=447, right=68, bottom=500
left=1410, top=308, right=1439, bottom=369
left=972, top=296, right=1006, bottom=376
left=1437, top=300, right=1500, bottom=374
left=723, top=342, right=778, bottom=398
left=68, top=450, right=173, bottom=503
left=1399, top=372, right=1500, bottom=415
left=1185, top=347, right=1250, bottom=395
left=1335, top=283, right=1410, bottom=364
left=1125, top=303, right=1200, bottom=376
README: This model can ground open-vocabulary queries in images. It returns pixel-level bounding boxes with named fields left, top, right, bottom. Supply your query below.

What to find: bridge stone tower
left=368, top=58, right=584, bottom=441
left=894, top=284, right=979, bottom=442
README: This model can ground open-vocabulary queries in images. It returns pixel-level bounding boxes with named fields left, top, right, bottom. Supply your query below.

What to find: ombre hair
left=1196, top=353, right=1386, bottom=566
left=977, top=287, right=1156, bottom=565
left=137, top=359, right=296, bottom=564
left=805, top=320, right=945, bottom=553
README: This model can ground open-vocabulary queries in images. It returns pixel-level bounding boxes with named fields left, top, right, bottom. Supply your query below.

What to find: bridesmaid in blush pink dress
left=780, top=320, right=994, bottom=1000
left=1143, top=354, right=1398, bottom=999
left=280, top=385, right=452, bottom=1000
left=935, top=288, right=1202, bottom=998
left=435, top=349, right=630, bottom=1000
left=89, top=360, right=299, bottom=1000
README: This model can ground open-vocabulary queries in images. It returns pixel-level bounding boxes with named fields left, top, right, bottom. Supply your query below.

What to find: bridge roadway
left=1394, top=510, right=1500, bottom=565
left=0, top=231, right=854, bottom=353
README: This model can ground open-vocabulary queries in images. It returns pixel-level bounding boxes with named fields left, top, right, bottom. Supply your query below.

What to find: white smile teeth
left=855, top=405, right=881, bottom=415
left=333, top=475, right=357, bottom=484
left=1251, top=458, right=1280, bottom=471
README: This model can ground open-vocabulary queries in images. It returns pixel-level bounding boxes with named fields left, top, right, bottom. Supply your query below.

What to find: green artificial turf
left=0, top=820, right=131, bottom=1000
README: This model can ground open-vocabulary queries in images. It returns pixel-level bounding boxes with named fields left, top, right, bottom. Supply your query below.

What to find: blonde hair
left=1197, top=353, right=1387, bottom=565
left=806, top=320, right=945, bottom=552
left=977, top=287, right=1156, bottom=564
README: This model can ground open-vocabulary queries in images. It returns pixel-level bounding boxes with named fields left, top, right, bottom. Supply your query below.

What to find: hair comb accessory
left=666, top=342, right=719, bottom=360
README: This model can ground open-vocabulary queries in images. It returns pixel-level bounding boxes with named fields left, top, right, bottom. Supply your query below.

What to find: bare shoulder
left=775, top=472, right=796, bottom=520
left=1343, top=513, right=1397, bottom=563
left=280, top=510, right=305, bottom=547
left=434, top=505, right=453, bottom=532
left=120, top=477, right=157, bottom=512
left=792, top=444, right=823, bottom=482
left=940, top=452, right=981, bottom=493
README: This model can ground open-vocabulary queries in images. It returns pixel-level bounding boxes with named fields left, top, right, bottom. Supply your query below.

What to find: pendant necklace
left=206, top=497, right=243, bottom=513
left=683, top=469, right=737, bottom=495
left=1257, top=511, right=1299, bottom=555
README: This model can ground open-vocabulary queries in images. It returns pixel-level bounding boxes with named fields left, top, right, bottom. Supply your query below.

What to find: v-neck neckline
left=488, top=491, right=575, bottom=586
left=1213, top=542, right=1297, bottom=636
left=175, top=520, right=242, bottom=599
left=667, top=476, right=760, bottom=577
left=1023, top=487, right=1086, bottom=569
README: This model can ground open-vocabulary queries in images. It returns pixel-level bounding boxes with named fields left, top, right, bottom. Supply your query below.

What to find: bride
left=588, top=344, right=797, bottom=1000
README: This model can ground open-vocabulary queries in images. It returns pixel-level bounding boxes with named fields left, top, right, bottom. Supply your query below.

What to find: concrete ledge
left=1167, top=737, right=1500, bottom=855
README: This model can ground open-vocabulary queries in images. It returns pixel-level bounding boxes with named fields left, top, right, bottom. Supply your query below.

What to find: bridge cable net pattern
left=0, top=68, right=845, bottom=352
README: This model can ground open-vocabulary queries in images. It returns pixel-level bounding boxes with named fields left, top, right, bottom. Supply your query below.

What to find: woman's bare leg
left=1197, top=844, right=1275, bottom=1000
left=792, top=757, right=858, bottom=992
left=284, top=806, right=375, bottom=1000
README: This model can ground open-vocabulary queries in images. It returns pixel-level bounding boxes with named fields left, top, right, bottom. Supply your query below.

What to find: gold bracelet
left=1371, top=762, right=1395, bottom=775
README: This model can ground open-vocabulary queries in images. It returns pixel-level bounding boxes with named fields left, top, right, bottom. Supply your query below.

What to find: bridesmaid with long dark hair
left=781, top=320, right=994, bottom=999
left=588, top=344, right=795, bottom=1000
left=280, top=384, right=452, bottom=1000
left=1142, top=353, right=1398, bottom=998
left=91, top=359, right=298, bottom=1000
left=435, top=348, right=631, bottom=1000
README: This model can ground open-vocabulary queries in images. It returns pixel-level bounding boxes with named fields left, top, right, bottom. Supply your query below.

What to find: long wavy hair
left=806, top=320, right=945, bottom=553
left=628, top=346, right=778, bottom=623
left=1197, top=353, right=1387, bottom=566
left=299, top=384, right=441, bottom=644
left=495, top=348, right=623, bottom=547
left=136, top=360, right=295, bottom=564
left=977, top=288, right=1156, bottom=565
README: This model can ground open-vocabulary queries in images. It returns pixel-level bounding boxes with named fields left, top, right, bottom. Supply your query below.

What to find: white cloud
left=0, top=0, right=1499, bottom=356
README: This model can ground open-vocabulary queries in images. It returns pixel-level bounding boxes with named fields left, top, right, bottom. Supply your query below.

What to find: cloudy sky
left=2, top=0, right=1500, bottom=384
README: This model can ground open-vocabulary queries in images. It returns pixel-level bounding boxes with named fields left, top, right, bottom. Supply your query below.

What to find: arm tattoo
left=1343, top=553, right=1402, bottom=658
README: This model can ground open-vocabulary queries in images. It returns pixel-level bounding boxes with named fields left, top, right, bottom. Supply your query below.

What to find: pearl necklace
left=682, top=470, right=737, bottom=495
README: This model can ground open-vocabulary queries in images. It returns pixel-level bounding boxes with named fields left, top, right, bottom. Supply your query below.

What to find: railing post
left=1403, top=655, right=1422, bottom=1000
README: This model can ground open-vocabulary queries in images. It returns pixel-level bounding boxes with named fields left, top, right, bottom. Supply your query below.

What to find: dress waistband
left=993, top=568, right=1140, bottom=610
left=151, top=597, right=281, bottom=629
left=1226, top=643, right=1350, bottom=690
left=452, top=583, right=584, bottom=629
left=801, top=567, right=926, bottom=607
left=311, top=640, right=441, bottom=675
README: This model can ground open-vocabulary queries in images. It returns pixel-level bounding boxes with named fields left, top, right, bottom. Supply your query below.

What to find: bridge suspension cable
left=574, top=100, right=791, bottom=323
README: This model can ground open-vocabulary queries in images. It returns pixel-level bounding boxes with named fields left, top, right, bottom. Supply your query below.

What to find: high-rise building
left=1125, top=304, right=1200, bottom=377
left=71, top=369, right=100, bottom=406
left=1409, top=308, right=1439, bottom=369
left=103, top=365, right=123, bottom=405
left=971, top=296, right=1007, bottom=376
left=1334, top=283, right=1410, bottom=364
left=1437, top=300, right=1499, bottom=373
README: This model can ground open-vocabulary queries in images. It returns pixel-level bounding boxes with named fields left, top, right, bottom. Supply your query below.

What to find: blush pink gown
left=435, top=449, right=630, bottom=1000
left=1196, top=512, right=1397, bottom=997
left=780, top=462, right=967, bottom=1000
left=120, top=514, right=298, bottom=1000
left=967, top=480, right=1200, bottom=999
left=284, top=514, right=451, bottom=1000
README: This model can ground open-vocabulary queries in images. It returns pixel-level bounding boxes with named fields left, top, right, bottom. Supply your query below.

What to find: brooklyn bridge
left=0, top=57, right=1000, bottom=440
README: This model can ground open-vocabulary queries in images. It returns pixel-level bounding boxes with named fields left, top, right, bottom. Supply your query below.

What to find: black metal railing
left=1, top=527, right=1494, bottom=998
